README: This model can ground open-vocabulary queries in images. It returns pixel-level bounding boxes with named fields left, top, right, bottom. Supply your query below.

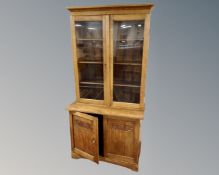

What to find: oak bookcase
left=66, top=3, right=154, bottom=171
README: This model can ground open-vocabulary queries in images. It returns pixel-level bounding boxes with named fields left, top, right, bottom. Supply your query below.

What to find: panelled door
left=71, top=112, right=99, bottom=163
left=110, top=14, right=149, bottom=109
left=71, top=15, right=109, bottom=105
left=104, top=117, right=140, bottom=165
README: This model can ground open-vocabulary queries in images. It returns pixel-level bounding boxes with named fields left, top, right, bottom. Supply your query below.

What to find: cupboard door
left=104, top=117, right=140, bottom=164
left=71, top=16, right=109, bottom=105
left=110, top=14, right=150, bottom=108
left=72, top=112, right=99, bottom=163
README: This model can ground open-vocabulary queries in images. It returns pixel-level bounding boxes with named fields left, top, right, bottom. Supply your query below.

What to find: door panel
left=75, top=20, right=103, bottom=100
left=71, top=15, right=108, bottom=104
left=104, top=117, right=140, bottom=163
left=110, top=14, right=147, bottom=108
left=73, top=112, right=99, bottom=163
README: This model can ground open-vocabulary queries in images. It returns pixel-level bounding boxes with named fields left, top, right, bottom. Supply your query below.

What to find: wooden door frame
left=70, top=15, right=110, bottom=105
left=109, top=14, right=151, bottom=110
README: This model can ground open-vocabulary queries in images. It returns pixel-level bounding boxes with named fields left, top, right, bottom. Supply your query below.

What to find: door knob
left=92, top=139, right=96, bottom=144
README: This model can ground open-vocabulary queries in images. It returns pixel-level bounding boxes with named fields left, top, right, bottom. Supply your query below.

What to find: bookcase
left=67, top=3, right=154, bottom=171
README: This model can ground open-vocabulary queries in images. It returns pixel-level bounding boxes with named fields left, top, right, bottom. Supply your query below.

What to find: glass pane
left=75, top=21, right=104, bottom=100
left=78, top=64, right=103, bottom=83
left=114, top=86, right=140, bottom=103
left=76, top=40, right=103, bottom=62
left=80, top=84, right=103, bottom=100
left=113, top=20, right=144, bottom=103
left=75, top=21, right=102, bottom=40
left=114, top=65, right=141, bottom=86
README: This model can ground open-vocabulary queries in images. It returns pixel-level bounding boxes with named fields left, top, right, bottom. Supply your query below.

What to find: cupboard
left=67, top=3, right=154, bottom=171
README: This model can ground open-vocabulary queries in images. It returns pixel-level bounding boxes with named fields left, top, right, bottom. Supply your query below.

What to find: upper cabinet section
left=68, top=4, right=153, bottom=109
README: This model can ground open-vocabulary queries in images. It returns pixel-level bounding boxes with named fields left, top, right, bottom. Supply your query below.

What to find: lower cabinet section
left=69, top=111, right=141, bottom=171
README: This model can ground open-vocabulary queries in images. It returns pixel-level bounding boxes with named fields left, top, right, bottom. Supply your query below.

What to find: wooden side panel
left=104, top=117, right=140, bottom=164
left=72, top=112, right=99, bottom=163
left=140, top=13, right=151, bottom=108
left=69, top=112, right=74, bottom=150
left=70, top=15, right=80, bottom=101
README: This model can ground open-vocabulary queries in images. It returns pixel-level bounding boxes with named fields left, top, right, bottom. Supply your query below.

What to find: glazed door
left=71, top=15, right=109, bottom=105
left=110, top=15, right=149, bottom=109
left=72, top=112, right=99, bottom=163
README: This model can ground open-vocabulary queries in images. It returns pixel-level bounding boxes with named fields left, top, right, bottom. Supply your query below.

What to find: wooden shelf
left=117, top=46, right=142, bottom=49
left=77, top=39, right=103, bottom=41
left=115, top=39, right=143, bottom=41
left=114, top=83, right=140, bottom=88
left=80, top=81, right=103, bottom=85
left=78, top=61, right=142, bottom=66
left=114, top=62, right=141, bottom=66
left=78, top=61, right=103, bottom=64
left=78, top=56, right=103, bottom=63
left=76, top=45, right=103, bottom=49
left=80, top=85, right=103, bottom=88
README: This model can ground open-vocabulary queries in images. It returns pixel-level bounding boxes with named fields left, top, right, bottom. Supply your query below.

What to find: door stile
left=109, top=15, right=114, bottom=106
left=103, top=15, right=111, bottom=106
